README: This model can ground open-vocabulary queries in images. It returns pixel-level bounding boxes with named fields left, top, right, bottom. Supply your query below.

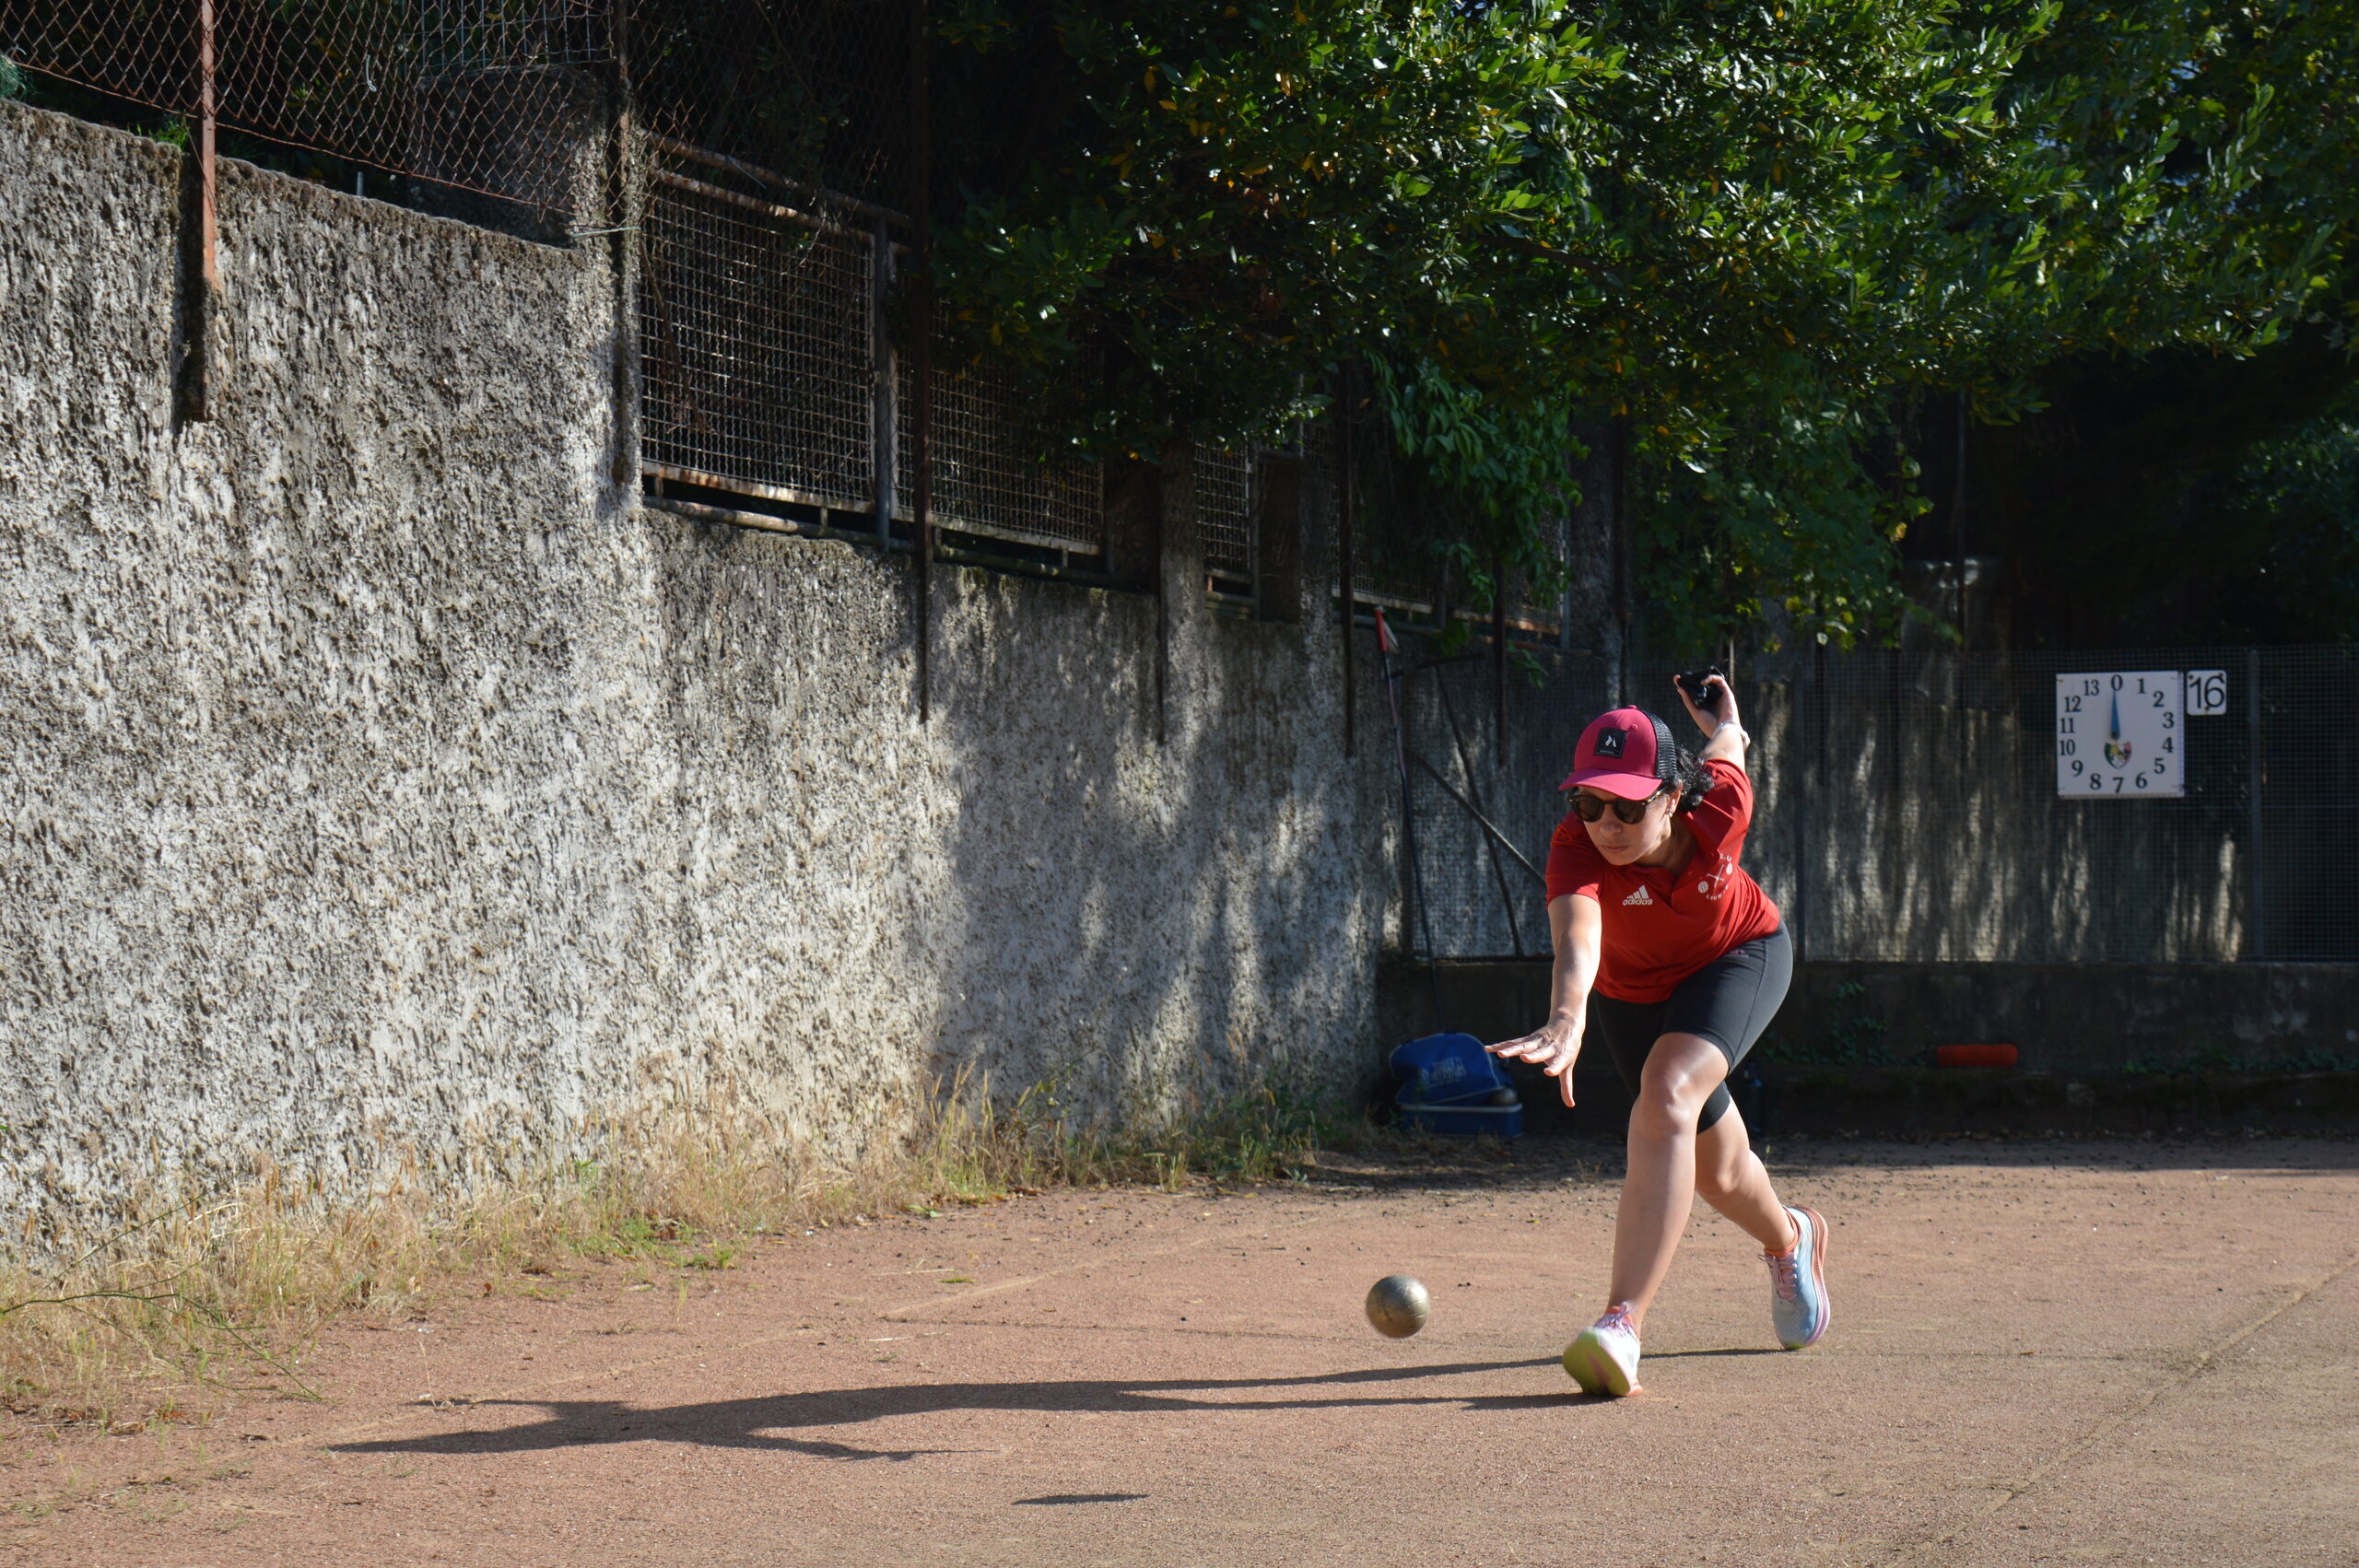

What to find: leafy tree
left=929, top=0, right=2359, bottom=650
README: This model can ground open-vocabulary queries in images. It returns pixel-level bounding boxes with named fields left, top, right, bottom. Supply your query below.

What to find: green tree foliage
left=930, top=0, right=2358, bottom=649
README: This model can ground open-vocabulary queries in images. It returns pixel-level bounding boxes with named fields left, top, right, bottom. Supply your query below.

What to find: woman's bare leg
left=1606, top=1032, right=1731, bottom=1329
left=1692, top=1102, right=1799, bottom=1253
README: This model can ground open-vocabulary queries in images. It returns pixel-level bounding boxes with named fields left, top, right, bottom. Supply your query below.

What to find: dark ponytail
left=1637, top=708, right=1718, bottom=814
left=1669, top=742, right=1717, bottom=814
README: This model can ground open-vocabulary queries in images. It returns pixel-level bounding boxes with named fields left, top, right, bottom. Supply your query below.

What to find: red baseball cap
left=1558, top=707, right=1676, bottom=799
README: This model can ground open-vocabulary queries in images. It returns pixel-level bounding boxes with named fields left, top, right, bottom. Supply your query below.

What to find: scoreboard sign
left=2055, top=672, right=2184, bottom=798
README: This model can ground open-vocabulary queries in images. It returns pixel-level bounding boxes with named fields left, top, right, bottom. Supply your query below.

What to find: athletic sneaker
left=1563, top=1304, right=1642, bottom=1396
left=1765, top=1204, right=1832, bottom=1349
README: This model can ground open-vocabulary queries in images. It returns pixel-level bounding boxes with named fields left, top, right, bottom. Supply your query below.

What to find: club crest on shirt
left=1695, top=853, right=1735, bottom=901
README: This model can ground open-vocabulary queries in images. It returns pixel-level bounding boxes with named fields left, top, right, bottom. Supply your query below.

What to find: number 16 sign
left=2056, top=672, right=2183, bottom=798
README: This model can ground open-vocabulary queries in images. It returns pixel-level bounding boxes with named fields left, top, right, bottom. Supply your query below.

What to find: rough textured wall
left=0, top=102, right=1387, bottom=1249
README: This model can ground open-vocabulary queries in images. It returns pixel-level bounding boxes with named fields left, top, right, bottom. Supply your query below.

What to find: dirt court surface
left=6, top=1138, right=2357, bottom=1567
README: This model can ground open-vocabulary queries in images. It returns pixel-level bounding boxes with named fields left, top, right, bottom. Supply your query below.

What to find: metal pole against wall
left=1492, top=552, right=1508, bottom=761
left=871, top=219, right=897, bottom=538
left=1952, top=392, right=1969, bottom=647
left=1339, top=378, right=1356, bottom=758
left=1804, top=638, right=1825, bottom=959
left=605, top=0, right=635, bottom=485
left=909, top=0, right=933, bottom=721
left=1155, top=476, right=1169, bottom=745
left=176, top=0, right=220, bottom=424
left=1611, top=415, right=1631, bottom=703
left=1793, top=652, right=1813, bottom=961
left=196, top=1, right=218, bottom=299
left=2248, top=646, right=2266, bottom=960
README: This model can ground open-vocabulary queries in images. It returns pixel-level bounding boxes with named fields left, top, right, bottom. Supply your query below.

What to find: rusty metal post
left=197, top=1, right=217, bottom=296
left=175, top=0, right=221, bottom=423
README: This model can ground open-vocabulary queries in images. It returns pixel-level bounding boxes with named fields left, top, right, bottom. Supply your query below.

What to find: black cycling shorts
left=1589, top=924, right=1792, bottom=1134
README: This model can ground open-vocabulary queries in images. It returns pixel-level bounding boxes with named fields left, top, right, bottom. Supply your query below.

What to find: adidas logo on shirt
left=1622, top=886, right=1653, bottom=907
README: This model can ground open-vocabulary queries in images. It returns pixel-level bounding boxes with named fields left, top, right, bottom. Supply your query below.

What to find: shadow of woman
left=334, top=1356, right=1593, bottom=1463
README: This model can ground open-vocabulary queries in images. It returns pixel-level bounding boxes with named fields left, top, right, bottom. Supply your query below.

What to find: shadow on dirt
left=332, top=1357, right=1601, bottom=1462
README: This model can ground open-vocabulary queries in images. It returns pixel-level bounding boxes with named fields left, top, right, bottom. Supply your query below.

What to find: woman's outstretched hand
left=1487, top=1016, right=1584, bottom=1107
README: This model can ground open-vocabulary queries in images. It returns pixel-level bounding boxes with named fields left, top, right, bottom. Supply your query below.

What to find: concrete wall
left=0, top=101, right=1388, bottom=1249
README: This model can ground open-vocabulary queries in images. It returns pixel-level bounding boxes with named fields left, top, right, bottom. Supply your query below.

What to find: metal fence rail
left=1402, top=644, right=2359, bottom=965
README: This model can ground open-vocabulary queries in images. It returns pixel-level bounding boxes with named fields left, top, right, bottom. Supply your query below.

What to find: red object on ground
left=1937, top=1043, right=2020, bottom=1069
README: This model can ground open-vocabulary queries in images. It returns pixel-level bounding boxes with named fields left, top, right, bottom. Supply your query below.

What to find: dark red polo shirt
left=1543, top=759, right=1782, bottom=1003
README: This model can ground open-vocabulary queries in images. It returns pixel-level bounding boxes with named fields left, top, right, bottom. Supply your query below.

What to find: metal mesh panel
left=1402, top=644, right=2359, bottom=964
left=911, top=348, right=1107, bottom=552
left=639, top=138, right=878, bottom=511
left=1505, top=509, right=1572, bottom=641
left=1394, top=638, right=1605, bottom=960
left=631, top=0, right=1106, bottom=556
left=1346, top=422, right=1444, bottom=614
left=0, top=1, right=193, bottom=116
left=2, top=1, right=611, bottom=215
left=1198, top=447, right=1252, bottom=579
left=629, top=0, right=909, bottom=214
left=628, top=0, right=911, bottom=520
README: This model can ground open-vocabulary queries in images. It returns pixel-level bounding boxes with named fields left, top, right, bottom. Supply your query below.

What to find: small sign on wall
left=2056, top=672, right=2184, bottom=798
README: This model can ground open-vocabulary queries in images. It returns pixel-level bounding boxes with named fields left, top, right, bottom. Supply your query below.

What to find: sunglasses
left=1570, top=787, right=1665, bottom=825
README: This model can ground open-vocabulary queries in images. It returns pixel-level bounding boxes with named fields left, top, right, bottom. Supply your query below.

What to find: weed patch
left=1, top=1063, right=1375, bottom=1429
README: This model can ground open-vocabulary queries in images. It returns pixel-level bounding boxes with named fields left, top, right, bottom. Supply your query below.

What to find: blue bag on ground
left=1390, top=1032, right=1522, bottom=1137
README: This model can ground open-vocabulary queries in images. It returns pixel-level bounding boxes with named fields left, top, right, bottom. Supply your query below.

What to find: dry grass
left=0, top=1064, right=1366, bottom=1431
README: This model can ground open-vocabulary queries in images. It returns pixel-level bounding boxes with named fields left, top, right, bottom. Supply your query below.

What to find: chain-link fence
left=2, top=0, right=612, bottom=216
left=3, top=1, right=1115, bottom=557
left=1399, top=644, right=2359, bottom=965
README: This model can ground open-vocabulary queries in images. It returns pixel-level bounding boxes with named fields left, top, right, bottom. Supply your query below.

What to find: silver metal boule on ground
left=1364, top=1274, right=1430, bottom=1338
